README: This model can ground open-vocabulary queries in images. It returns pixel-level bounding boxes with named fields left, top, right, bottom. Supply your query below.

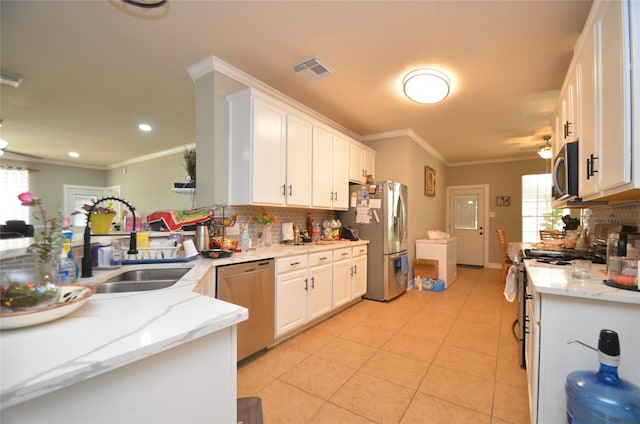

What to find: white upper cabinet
left=593, top=0, right=632, bottom=193
left=228, top=89, right=312, bottom=206
left=285, top=113, right=312, bottom=207
left=348, top=142, right=375, bottom=183
left=576, top=21, right=598, bottom=197
left=312, top=125, right=349, bottom=210
left=250, top=95, right=287, bottom=205
left=331, top=134, right=350, bottom=210
left=556, top=0, right=638, bottom=200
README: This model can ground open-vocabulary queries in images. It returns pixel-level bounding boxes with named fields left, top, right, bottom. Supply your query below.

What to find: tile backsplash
left=210, top=206, right=339, bottom=243
left=583, top=200, right=640, bottom=234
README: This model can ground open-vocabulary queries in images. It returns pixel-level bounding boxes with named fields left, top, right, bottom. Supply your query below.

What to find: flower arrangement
left=250, top=207, right=277, bottom=226
left=18, top=192, right=68, bottom=263
left=75, top=203, right=116, bottom=215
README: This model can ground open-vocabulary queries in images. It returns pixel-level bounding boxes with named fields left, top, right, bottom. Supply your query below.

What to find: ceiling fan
left=0, top=136, right=43, bottom=160
left=520, top=135, right=553, bottom=159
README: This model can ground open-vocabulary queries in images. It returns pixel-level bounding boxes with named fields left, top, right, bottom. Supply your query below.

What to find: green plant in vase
left=0, top=192, right=68, bottom=312
left=250, top=207, right=277, bottom=247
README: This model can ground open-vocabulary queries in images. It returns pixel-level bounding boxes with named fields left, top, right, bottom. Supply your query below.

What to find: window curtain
left=0, top=166, right=30, bottom=224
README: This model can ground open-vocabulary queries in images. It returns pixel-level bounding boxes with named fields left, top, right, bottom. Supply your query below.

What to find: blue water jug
left=565, top=329, right=640, bottom=424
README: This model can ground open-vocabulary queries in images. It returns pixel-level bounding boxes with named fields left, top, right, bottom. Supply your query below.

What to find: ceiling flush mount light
left=403, top=69, right=450, bottom=104
left=68, top=151, right=80, bottom=158
left=138, top=123, right=152, bottom=132
left=537, top=135, right=553, bottom=159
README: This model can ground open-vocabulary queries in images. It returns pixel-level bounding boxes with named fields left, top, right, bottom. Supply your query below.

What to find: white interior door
left=447, top=186, right=486, bottom=266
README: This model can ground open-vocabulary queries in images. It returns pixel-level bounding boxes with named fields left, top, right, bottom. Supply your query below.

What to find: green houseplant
left=180, top=148, right=196, bottom=188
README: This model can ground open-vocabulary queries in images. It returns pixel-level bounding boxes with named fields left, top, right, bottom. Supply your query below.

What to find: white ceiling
left=0, top=0, right=592, bottom=168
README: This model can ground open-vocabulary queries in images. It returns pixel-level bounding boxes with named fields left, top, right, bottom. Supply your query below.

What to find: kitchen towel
left=146, top=209, right=214, bottom=232
left=503, top=265, right=517, bottom=302
left=400, top=254, right=409, bottom=274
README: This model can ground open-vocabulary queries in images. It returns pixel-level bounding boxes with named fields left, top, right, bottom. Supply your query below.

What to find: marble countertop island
left=0, top=238, right=369, bottom=418
left=524, top=258, right=640, bottom=304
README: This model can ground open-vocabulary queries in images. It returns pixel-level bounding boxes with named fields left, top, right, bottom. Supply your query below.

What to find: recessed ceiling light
left=68, top=151, right=80, bottom=158
left=138, top=123, right=152, bottom=132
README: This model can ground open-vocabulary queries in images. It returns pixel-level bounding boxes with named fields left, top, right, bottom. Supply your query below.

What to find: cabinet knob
left=288, top=184, right=292, bottom=196
left=304, top=278, right=308, bottom=291
left=311, top=276, right=315, bottom=289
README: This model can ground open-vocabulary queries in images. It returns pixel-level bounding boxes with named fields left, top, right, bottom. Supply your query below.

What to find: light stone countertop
left=525, top=258, right=640, bottom=304
left=0, top=238, right=368, bottom=410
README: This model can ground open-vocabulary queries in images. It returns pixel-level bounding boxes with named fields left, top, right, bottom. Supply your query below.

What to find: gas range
left=523, top=248, right=606, bottom=264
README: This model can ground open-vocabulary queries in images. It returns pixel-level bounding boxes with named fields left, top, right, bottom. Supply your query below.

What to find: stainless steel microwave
left=552, top=141, right=579, bottom=200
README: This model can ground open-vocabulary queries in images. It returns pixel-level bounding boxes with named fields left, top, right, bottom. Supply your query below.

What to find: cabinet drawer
left=309, top=251, right=332, bottom=267
left=333, top=248, right=352, bottom=261
left=352, top=245, right=368, bottom=257
left=276, top=255, right=308, bottom=274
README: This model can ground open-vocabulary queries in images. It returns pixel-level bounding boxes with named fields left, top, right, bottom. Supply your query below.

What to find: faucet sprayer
left=81, top=196, right=138, bottom=278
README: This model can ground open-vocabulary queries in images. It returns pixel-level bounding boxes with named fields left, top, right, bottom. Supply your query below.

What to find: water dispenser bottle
left=566, top=329, right=640, bottom=423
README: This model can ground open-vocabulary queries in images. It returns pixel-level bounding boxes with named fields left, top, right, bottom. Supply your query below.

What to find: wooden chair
left=539, top=230, right=564, bottom=240
left=496, top=228, right=512, bottom=283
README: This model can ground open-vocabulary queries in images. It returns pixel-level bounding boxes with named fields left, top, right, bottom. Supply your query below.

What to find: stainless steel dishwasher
left=216, top=259, right=275, bottom=361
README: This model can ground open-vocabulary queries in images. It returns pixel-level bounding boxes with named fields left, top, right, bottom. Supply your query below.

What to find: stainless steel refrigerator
left=339, top=181, right=409, bottom=301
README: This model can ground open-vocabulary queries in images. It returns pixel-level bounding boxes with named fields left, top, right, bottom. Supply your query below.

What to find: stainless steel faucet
left=81, top=196, right=139, bottom=278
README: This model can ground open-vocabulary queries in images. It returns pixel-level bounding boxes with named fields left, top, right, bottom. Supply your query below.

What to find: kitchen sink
left=96, top=267, right=191, bottom=294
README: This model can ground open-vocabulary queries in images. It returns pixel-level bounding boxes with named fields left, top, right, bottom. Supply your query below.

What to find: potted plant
left=176, top=147, right=196, bottom=188
left=74, top=203, right=116, bottom=234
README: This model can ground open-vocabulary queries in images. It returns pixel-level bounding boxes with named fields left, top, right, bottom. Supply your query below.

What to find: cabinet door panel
left=286, top=114, right=312, bottom=206
left=332, top=136, right=350, bottom=210
left=276, top=270, right=308, bottom=337
left=253, top=100, right=286, bottom=205
left=332, top=259, right=352, bottom=309
left=351, top=254, right=367, bottom=299
left=311, top=126, right=334, bottom=208
left=309, top=264, right=332, bottom=320
left=597, top=0, right=632, bottom=191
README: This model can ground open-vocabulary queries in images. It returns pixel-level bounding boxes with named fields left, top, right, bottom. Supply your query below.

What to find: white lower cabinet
left=275, top=250, right=334, bottom=338
left=527, top=289, right=640, bottom=423
left=332, top=248, right=352, bottom=309
left=308, top=252, right=333, bottom=320
left=275, top=244, right=368, bottom=339
left=275, top=255, right=308, bottom=337
left=351, top=245, right=367, bottom=299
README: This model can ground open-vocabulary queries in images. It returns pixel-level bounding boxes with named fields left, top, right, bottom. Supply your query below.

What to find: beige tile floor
left=237, top=267, right=530, bottom=423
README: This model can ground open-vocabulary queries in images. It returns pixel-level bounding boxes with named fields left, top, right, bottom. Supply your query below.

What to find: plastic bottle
left=61, top=230, right=79, bottom=280
left=239, top=223, right=250, bottom=253
left=57, top=238, right=77, bottom=283
left=565, top=329, right=640, bottom=423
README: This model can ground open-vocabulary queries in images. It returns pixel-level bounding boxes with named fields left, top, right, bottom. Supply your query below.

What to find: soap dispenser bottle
left=566, top=329, right=640, bottom=423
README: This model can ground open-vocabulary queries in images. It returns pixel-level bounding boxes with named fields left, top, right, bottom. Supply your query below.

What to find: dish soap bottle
left=566, top=329, right=640, bottom=423
left=57, top=236, right=77, bottom=283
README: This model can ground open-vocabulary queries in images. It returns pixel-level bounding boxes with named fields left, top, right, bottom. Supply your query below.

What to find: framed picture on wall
left=496, top=196, right=511, bottom=206
left=425, top=166, right=436, bottom=197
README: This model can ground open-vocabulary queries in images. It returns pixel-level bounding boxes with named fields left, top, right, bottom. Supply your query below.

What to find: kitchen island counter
left=525, top=259, right=640, bottom=304
left=0, top=238, right=369, bottom=423
left=524, top=258, right=640, bottom=423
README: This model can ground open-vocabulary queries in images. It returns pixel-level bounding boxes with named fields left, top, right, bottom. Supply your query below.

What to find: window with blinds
left=0, top=166, right=30, bottom=224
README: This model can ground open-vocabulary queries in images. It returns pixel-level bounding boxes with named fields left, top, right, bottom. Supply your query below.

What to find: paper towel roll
left=282, top=223, right=294, bottom=242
